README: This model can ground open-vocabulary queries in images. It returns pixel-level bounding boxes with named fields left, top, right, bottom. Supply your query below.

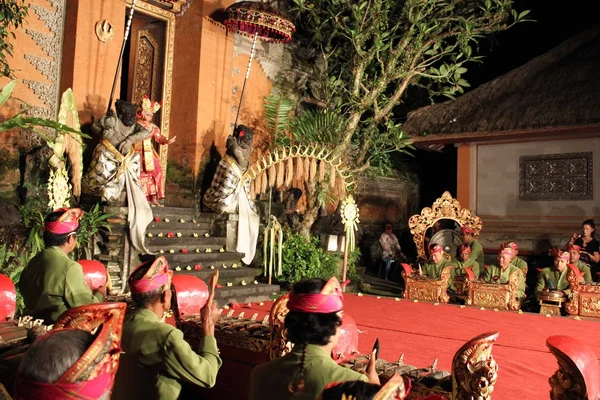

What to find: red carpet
left=236, top=294, right=600, bottom=400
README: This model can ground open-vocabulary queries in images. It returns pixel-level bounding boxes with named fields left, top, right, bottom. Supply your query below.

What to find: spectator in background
left=568, top=219, right=599, bottom=278
left=379, top=223, right=406, bottom=280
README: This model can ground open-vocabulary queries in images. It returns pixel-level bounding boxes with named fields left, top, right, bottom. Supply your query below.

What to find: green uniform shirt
left=574, top=260, right=592, bottom=283
left=482, top=264, right=526, bottom=298
left=456, top=260, right=480, bottom=279
left=112, top=308, right=222, bottom=400
left=466, top=240, right=484, bottom=270
left=536, top=267, right=569, bottom=297
left=422, top=259, right=454, bottom=289
left=249, top=344, right=368, bottom=400
left=19, top=246, right=103, bottom=323
left=512, top=257, right=528, bottom=274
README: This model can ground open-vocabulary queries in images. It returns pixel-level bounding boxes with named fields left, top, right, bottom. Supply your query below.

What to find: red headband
left=14, top=371, right=113, bottom=400
left=566, top=244, right=581, bottom=252
left=556, top=251, right=570, bottom=261
left=460, top=245, right=471, bottom=254
left=129, top=257, right=172, bottom=294
left=288, top=277, right=346, bottom=313
left=500, top=247, right=515, bottom=258
left=502, top=241, right=518, bottom=250
left=429, top=244, right=443, bottom=254
left=44, top=208, right=83, bottom=235
left=461, top=226, right=475, bottom=234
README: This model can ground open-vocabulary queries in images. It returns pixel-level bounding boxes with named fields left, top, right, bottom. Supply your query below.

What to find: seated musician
left=481, top=247, right=526, bottom=298
left=14, top=327, right=117, bottom=400
left=112, top=256, right=222, bottom=399
left=249, top=277, right=379, bottom=400
left=500, top=241, right=528, bottom=274
left=420, top=244, right=454, bottom=289
left=460, top=226, right=484, bottom=268
left=535, top=251, right=571, bottom=298
left=456, top=245, right=480, bottom=279
left=19, top=208, right=106, bottom=324
left=567, top=244, right=592, bottom=283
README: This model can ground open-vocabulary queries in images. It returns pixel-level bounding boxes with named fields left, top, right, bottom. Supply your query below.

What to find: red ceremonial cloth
left=14, top=372, right=113, bottom=400
left=235, top=294, right=600, bottom=400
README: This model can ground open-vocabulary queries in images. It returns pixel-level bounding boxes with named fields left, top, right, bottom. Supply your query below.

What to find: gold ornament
left=95, top=19, right=115, bottom=43
left=340, top=195, right=359, bottom=253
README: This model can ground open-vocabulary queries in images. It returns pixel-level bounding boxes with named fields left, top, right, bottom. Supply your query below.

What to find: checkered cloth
left=204, top=156, right=256, bottom=214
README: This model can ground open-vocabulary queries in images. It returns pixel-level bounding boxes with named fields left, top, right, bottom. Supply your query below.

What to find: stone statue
left=82, top=100, right=151, bottom=202
left=203, top=125, right=255, bottom=214
left=203, top=125, right=259, bottom=265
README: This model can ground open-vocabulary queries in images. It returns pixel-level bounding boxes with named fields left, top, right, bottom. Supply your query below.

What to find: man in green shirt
left=456, top=245, right=480, bottom=279
left=112, top=256, right=222, bottom=399
left=536, top=251, right=571, bottom=297
left=567, top=244, right=593, bottom=283
left=461, top=226, right=484, bottom=268
left=249, top=277, right=379, bottom=400
left=482, top=247, right=526, bottom=298
left=501, top=241, right=528, bottom=275
left=20, top=208, right=105, bottom=324
left=420, top=244, right=454, bottom=290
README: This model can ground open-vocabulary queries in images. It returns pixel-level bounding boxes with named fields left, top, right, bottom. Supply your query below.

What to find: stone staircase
left=145, top=207, right=279, bottom=305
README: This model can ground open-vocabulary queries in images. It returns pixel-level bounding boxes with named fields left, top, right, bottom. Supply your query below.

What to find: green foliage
left=0, top=0, right=28, bottom=78
left=278, top=233, right=340, bottom=288
left=19, top=188, right=47, bottom=257
left=289, top=0, right=530, bottom=173
left=0, top=80, right=86, bottom=141
left=76, top=203, right=112, bottom=260
left=264, top=93, right=294, bottom=139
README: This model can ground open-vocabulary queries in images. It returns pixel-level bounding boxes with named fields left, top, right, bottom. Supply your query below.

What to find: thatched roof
left=404, top=25, right=600, bottom=144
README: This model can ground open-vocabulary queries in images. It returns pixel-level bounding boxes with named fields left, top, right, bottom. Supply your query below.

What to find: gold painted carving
left=95, top=19, right=115, bottom=43
left=547, top=340, right=590, bottom=400
left=269, top=294, right=292, bottom=360
left=452, top=331, right=499, bottom=400
left=132, top=30, right=160, bottom=105
left=409, top=191, right=482, bottom=260
left=403, top=265, right=452, bottom=303
left=565, top=265, right=600, bottom=318
left=466, top=271, right=520, bottom=311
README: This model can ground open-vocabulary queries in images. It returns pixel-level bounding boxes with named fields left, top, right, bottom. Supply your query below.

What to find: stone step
left=150, top=207, right=212, bottom=218
left=161, top=251, right=244, bottom=264
left=213, top=283, right=280, bottom=305
left=174, top=267, right=260, bottom=283
left=146, top=221, right=213, bottom=231
left=146, top=236, right=226, bottom=248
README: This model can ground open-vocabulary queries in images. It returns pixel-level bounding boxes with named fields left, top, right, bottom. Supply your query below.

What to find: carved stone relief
left=519, top=152, right=593, bottom=201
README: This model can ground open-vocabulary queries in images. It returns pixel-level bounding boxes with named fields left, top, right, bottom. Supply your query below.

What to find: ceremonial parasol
left=225, top=1, right=295, bottom=127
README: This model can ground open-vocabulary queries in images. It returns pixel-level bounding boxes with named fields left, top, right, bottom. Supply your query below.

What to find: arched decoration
left=244, top=144, right=356, bottom=199
left=408, top=191, right=482, bottom=260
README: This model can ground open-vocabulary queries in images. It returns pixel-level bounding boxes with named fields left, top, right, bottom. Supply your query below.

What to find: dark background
left=413, top=0, right=598, bottom=209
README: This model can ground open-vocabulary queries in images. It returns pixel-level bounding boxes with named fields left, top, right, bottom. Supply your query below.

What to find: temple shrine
left=1, top=1, right=600, bottom=399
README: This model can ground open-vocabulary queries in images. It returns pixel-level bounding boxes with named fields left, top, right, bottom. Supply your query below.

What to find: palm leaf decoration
left=264, top=93, right=293, bottom=138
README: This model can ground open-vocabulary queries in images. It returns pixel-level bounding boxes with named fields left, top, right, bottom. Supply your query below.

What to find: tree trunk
left=298, top=180, right=320, bottom=241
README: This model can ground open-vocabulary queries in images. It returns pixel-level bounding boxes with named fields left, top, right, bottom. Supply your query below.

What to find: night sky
left=466, top=0, right=597, bottom=88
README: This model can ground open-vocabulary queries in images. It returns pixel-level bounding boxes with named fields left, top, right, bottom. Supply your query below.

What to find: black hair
left=285, top=278, right=342, bottom=394
left=115, top=99, right=138, bottom=127
left=43, top=210, right=78, bottom=247
left=18, top=329, right=94, bottom=383
left=583, top=219, right=595, bottom=237
left=320, top=380, right=380, bottom=400
left=129, top=262, right=164, bottom=308
left=233, top=124, right=254, bottom=145
left=384, top=222, right=393, bottom=230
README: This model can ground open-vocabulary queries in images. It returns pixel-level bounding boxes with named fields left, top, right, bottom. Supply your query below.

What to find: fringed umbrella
left=225, top=1, right=295, bottom=127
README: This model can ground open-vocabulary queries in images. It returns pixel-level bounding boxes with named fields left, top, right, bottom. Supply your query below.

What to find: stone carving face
left=115, top=99, right=138, bottom=127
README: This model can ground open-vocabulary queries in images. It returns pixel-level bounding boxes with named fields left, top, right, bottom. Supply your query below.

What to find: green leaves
left=263, top=93, right=294, bottom=138
left=1, top=0, right=29, bottom=78
left=0, top=78, right=16, bottom=107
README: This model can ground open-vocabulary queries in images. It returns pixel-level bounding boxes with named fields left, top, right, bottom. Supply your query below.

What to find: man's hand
left=365, top=349, right=380, bottom=385
left=201, top=300, right=220, bottom=337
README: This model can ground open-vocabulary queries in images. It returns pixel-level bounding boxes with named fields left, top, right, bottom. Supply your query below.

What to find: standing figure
left=379, top=223, right=406, bottom=280
left=135, top=96, right=176, bottom=207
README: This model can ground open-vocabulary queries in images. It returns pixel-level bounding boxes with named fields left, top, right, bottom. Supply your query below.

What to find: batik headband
left=129, top=256, right=172, bottom=294
left=556, top=251, right=570, bottom=261
left=500, top=247, right=515, bottom=258
left=288, top=277, right=346, bottom=314
left=566, top=243, right=581, bottom=252
left=44, top=208, right=83, bottom=235
left=460, top=226, right=475, bottom=234
left=14, top=323, right=118, bottom=400
left=429, top=244, right=443, bottom=254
